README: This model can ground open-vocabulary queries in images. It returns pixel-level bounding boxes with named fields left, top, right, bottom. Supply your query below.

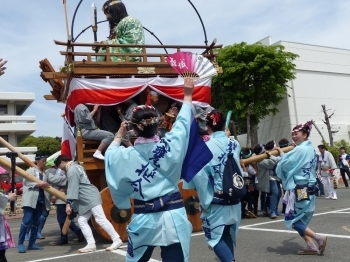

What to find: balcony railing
left=0, top=147, right=37, bottom=165
left=0, top=116, right=36, bottom=123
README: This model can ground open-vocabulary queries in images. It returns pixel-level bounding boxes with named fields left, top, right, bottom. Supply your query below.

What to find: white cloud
left=1, top=0, right=349, bottom=137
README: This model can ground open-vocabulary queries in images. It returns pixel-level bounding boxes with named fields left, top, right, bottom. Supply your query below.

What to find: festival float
left=37, top=1, right=223, bottom=241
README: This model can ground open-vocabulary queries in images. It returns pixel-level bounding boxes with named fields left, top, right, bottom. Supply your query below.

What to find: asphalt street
left=5, top=186, right=350, bottom=262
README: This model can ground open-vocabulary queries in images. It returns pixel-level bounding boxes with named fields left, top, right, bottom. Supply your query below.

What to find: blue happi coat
left=105, top=102, right=203, bottom=262
left=184, top=131, right=242, bottom=248
left=276, top=140, right=317, bottom=229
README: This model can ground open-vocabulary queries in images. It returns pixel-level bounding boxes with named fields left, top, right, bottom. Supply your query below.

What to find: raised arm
left=0, top=58, right=7, bottom=76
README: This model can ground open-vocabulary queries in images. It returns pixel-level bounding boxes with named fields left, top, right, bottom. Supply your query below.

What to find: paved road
left=5, top=186, right=350, bottom=262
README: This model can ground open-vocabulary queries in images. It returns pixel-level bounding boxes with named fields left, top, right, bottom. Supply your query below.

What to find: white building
left=252, top=37, right=350, bottom=148
left=0, top=92, right=37, bottom=173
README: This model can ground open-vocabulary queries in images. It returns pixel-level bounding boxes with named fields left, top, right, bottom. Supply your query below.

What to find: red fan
left=165, top=51, right=217, bottom=79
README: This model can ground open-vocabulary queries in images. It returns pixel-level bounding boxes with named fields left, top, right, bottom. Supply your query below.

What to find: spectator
left=317, top=145, right=337, bottom=200
left=338, top=147, right=350, bottom=188
left=0, top=191, right=16, bottom=262
left=264, top=141, right=284, bottom=218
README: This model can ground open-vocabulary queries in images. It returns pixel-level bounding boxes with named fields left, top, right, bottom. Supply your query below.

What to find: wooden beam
left=54, top=39, right=223, bottom=49
left=44, top=94, right=56, bottom=100
left=41, top=72, right=68, bottom=79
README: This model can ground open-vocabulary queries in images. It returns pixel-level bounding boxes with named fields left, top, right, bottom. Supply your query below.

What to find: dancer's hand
left=115, top=121, right=128, bottom=139
left=8, top=192, right=16, bottom=202
left=37, top=181, right=50, bottom=188
left=183, top=77, right=195, bottom=103
left=66, top=204, right=72, bottom=215
left=184, top=77, right=195, bottom=89
left=0, top=58, right=7, bottom=76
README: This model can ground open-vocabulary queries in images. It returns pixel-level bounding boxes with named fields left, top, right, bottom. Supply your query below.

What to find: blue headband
left=259, top=144, right=265, bottom=154
left=279, top=142, right=289, bottom=148
left=241, top=149, right=252, bottom=159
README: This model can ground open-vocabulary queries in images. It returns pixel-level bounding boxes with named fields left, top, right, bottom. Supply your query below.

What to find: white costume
left=318, top=150, right=337, bottom=199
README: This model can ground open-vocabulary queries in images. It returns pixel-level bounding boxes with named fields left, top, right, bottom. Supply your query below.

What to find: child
left=0, top=191, right=16, bottom=262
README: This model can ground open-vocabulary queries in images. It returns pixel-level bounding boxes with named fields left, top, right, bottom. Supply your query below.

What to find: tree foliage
left=212, top=42, right=299, bottom=144
left=18, top=136, right=61, bottom=156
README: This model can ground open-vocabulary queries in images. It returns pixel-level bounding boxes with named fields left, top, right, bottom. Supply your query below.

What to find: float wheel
left=178, top=181, right=202, bottom=232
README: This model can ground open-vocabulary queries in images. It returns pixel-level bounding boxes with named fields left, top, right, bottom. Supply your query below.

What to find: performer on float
left=97, top=0, right=145, bottom=62
left=116, top=98, right=137, bottom=122
left=184, top=110, right=242, bottom=262
left=74, top=104, right=114, bottom=160
left=194, top=104, right=214, bottom=137
left=148, top=90, right=163, bottom=117
left=105, top=78, right=211, bottom=262
left=276, top=122, right=327, bottom=255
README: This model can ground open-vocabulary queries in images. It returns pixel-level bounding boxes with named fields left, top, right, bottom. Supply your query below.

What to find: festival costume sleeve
left=247, top=165, right=257, bottom=175
left=0, top=193, right=8, bottom=215
left=276, top=143, right=315, bottom=190
left=157, top=102, right=195, bottom=180
left=66, top=169, right=80, bottom=202
left=105, top=144, right=133, bottom=210
left=98, top=16, right=145, bottom=62
left=328, top=153, right=337, bottom=169
left=47, top=172, right=67, bottom=187
left=114, top=17, right=144, bottom=60
left=184, top=164, right=213, bottom=210
left=258, top=158, right=279, bottom=169
left=24, top=167, right=37, bottom=189
left=184, top=135, right=241, bottom=210
left=276, top=149, right=300, bottom=190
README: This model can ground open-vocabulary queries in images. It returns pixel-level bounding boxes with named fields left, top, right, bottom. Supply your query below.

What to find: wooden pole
left=0, top=156, right=66, bottom=202
left=63, top=0, right=70, bottom=40
left=241, top=145, right=295, bottom=165
left=62, top=217, right=71, bottom=235
left=0, top=137, right=35, bottom=167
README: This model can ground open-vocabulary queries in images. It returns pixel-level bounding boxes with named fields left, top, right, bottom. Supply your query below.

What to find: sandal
left=318, top=236, right=327, bottom=255
left=297, top=249, right=319, bottom=255
left=247, top=210, right=257, bottom=218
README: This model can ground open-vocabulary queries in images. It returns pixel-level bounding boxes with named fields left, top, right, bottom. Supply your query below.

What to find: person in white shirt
left=317, top=145, right=337, bottom=200
left=338, top=147, right=350, bottom=188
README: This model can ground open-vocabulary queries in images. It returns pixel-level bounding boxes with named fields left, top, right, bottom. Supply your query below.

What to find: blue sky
left=0, top=0, right=349, bottom=137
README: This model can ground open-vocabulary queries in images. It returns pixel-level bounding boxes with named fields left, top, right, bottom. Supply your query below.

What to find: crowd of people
left=2, top=53, right=350, bottom=261
left=6, top=81, right=349, bottom=261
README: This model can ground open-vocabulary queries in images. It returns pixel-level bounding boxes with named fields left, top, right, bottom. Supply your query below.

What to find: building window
left=0, top=135, right=8, bottom=148
left=0, top=105, right=7, bottom=115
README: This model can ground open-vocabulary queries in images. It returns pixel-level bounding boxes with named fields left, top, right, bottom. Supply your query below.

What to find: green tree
left=18, top=136, right=61, bottom=156
left=212, top=42, right=298, bottom=146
